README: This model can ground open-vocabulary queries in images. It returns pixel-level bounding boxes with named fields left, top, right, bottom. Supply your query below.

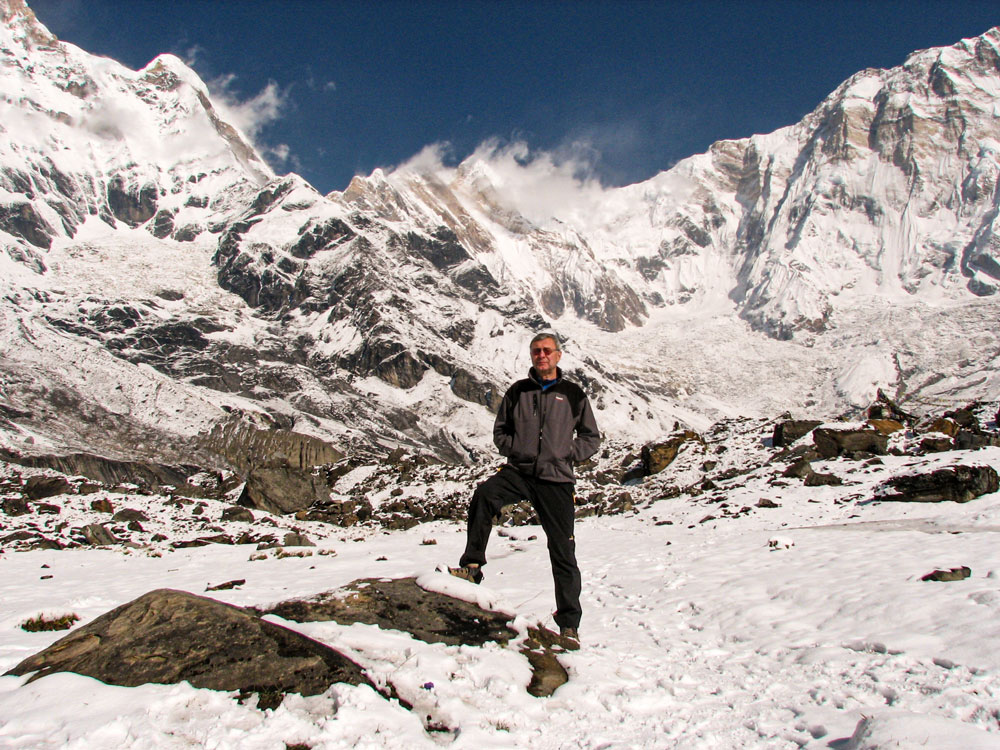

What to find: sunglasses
left=531, top=347, right=558, bottom=356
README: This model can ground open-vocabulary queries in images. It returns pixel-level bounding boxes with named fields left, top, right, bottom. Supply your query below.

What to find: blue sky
left=28, top=0, right=1000, bottom=194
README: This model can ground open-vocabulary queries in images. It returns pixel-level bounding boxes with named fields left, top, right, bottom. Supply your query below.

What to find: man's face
left=530, top=338, right=561, bottom=379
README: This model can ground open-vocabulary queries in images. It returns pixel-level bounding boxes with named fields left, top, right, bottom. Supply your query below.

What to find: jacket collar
left=529, top=366, right=563, bottom=389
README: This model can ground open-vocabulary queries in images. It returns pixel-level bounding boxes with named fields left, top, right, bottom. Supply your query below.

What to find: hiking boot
left=447, top=564, right=483, bottom=584
left=559, top=626, right=580, bottom=650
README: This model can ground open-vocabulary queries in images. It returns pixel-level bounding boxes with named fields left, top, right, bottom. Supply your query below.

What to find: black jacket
left=493, top=367, right=602, bottom=483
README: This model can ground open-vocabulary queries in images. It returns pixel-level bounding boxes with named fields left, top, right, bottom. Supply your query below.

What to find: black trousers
left=460, top=466, right=582, bottom=629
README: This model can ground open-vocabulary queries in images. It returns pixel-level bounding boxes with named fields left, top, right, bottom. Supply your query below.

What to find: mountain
left=1, top=0, right=998, bottom=485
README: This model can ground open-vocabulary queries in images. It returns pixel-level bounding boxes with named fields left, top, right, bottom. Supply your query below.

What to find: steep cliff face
left=0, top=0, right=998, bottom=472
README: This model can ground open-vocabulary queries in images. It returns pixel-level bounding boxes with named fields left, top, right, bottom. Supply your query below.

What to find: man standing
left=450, top=332, right=602, bottom=647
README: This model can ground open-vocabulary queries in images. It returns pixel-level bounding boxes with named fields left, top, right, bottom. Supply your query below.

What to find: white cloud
left=391, top=139, right=610, bottom=229
left=207, top=74, right=287, bottom=141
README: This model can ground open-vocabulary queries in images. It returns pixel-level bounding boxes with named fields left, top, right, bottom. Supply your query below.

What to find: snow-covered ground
left=2, top=443, right=999, bottom=749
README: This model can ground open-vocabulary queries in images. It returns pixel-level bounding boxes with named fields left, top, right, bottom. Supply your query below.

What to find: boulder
left=80, top=523, right=118, bottom=546
left=238, top=464, right=329, bottom=515
left=921, top=566, right=971, bottom=582
left=221, top=506, right=255, bottom=523
left=813, top=427, right=888, bottom=458
left=641, top=430, right=704, bottom=475
left=865, top=389, right=914, bottom=423
left=256, top=577, right=573, bottom=698
left=921, top=417, right=959, bottom=437
left=955, top=430, right=1000, bottom=450
left=24, top=475, right=71, bottom=500
left=866, top=419, right=905, bottom=436
left=877, top=465, right=999, bottom=503
left=772, top=420, right=822, bottom=447
left=4, top=589, right=375, bottom=709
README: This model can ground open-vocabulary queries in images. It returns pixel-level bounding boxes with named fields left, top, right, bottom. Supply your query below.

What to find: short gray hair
left=530, top=332, right=561, bottom=351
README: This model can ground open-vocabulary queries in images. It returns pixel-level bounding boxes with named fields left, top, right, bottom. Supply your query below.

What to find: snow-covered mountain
left=1, top=0, right=998, bottom=478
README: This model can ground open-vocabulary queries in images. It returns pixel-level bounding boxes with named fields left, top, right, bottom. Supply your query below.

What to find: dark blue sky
left=29, top=0, right=1000, bottom=194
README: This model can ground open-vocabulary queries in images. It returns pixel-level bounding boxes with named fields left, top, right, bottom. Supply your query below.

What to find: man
left=450, top=332, right=602, bottom=648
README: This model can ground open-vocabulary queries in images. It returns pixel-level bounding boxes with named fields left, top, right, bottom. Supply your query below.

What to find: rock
left=921, top=417, right=960, bottom=437
left=80, top=523, right=118, bottom=546
left=772, top=420, right=822, bottom=447
left=918, top=435, right=954, bottom=453
left=955, top=430, right=1000, bottom=450
left=4, top=589, right=375, bottom=709
left=257, top=577, right=570, bottom=697
left=921, top=567, right=971, bottom=582
left=206, top=579, right=246, bottom=591
left=24, top=475, right=71, bottom=500
left=641, top=430, right=704, bottom=475
left=877, top=465, right=999, bottom=503
left=112, top=508, right=149, bottom=523
left=90, top=498, right=114, bottom=513
left=2, top=497, right=30, bottom=516
left=238, top=465, right=329, bottom=515
left=804, top=471, right=842, bottom=487
left=866, top=419, right=905, bottom=436
left=813, top=427, right=888, bottom=458
left=782, top=458, right=814, bottom=478
left=221, top=506, right=255, bottom=523
left=865, top=389, right=914, bottom=423
left=282, top=532, right=315, bottom=547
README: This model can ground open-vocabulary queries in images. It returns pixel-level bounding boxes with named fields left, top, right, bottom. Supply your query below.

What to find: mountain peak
left=0, top=0, right=57, bottom=48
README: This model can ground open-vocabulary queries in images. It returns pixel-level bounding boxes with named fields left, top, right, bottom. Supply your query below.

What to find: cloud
left=207, top=74, right=287, bottom=141
left=391, top=139, right=609, bottom=229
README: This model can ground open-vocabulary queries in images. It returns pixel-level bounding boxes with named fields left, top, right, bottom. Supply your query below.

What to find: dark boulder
left=921, top=566, right=971, bottom=582
left=804, top=471, right=842, bottom=487
left=112, top=508, right=149, bottom=524
left=877, top=465, right=999, bottom=503
left=4, top=588, right=374, bottom=709
left=221, top=506, right=255, bottom=523
left=866, top=389, right=914, bottom=423
left=813, top=427, right=888, bottom=458
left=24, top=475, right=71, bottom=500
left=955, top=430, right=1000, bottom=450
left=772, top=420, right=822, bottom=447
left=257, top=577, right=573, bottom=698
left=238, top=464, right=330, bottom=515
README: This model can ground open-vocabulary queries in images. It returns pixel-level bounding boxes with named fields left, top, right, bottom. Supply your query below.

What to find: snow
left=2, top=445, right=1000, bottom=748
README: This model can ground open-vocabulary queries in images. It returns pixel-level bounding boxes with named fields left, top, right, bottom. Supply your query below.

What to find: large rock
left=4, top=589, right=374, bottom=709
left=813, top=426, right=889, bottom=458
left=772, top=420, right=822, bottom=447
left=641, top=430, right=705, bottom=475
left=877, top=465, right=999, bottom=503
left=238, top=464, right=329, bottom=515
left=257, top=577, right=574, bottom=698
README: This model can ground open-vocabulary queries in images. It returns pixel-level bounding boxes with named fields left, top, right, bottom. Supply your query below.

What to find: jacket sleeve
left=572, top=394, right=602, bottom=462
left=492, top=386, right=516, bottom=456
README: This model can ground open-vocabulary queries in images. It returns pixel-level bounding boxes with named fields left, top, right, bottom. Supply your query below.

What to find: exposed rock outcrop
left=256, top=577, right=574, bottom=697
left=876, top=465, right=999, bottom=503
left=4, top=588, right=375, bottom=709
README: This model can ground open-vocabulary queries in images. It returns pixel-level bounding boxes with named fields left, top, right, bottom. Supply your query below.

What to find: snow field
left=1, top=462, right=999, bottom=749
